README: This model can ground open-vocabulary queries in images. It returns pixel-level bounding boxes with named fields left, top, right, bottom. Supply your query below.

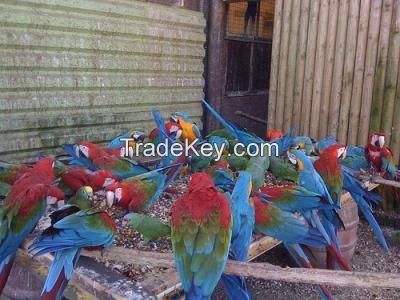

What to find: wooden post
left=319, top=0, right=339, bottom=138
left=275, top=0, right=292, bottom=131
left=370, top=0, right=394, bottom=133
left=348, top=0, right=371, bottom=145
left=82, top=247, right=400, bottom=290
left=282, top=0, right=301, bottom=133
left=292, top=0, right=311, bottom=136
left=337, top=0, right=360, bottom=144
left=357, top=0, right=383, bottom=145
left=267, top=0, right=283, bottom=130
left=382, top=1, right=400, bottom=143
left=327, top=0, right=349, bottom=137
left=300, top=0, right=320, bottom=136
left=309, top=0, right=329, bottom=139
left=204, top=0, right=228, bottom=133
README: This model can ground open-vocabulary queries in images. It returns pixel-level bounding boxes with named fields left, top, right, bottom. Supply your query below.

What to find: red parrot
left=266, top=128, right=284, bottom=141
left=171, top=173, right=232, bottom=299
left=313, top=144, right=347, bottom=207
left=365, top=132, right=399, bottom=211
left=60, top=167, right=119, bottom=193
left=0, top=158, right=64, bottom=294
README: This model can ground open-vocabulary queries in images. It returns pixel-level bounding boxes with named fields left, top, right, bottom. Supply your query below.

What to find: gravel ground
left=213, top=220, right=400, bottom=300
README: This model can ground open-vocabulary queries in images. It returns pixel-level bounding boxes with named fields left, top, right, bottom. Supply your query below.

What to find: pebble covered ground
left=213, top=220, right=400, bottom=300
left=35, top=172, right=400, bottom=299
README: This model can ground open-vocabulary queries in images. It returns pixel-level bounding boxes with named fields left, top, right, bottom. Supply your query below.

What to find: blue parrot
left=221, top=171, right=254, bottom=300
left=287, top=150, right=351, bottom=271
left=341, top=166, right=389, bottom=252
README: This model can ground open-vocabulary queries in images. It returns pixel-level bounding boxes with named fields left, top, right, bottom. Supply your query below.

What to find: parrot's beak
left=379, top=135, right=385, bottom=148
left=46, top=196, right=58, bottom=205
left=106, top=191, right=115, bottom=208
left=57, top=200, right=65, bottom=208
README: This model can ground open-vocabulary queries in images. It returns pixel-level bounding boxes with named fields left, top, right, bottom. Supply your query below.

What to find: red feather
left=172, top=173, right=231, bottom=228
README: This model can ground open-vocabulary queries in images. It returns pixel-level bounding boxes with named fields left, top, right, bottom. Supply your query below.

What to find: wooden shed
left=1, top=0, right=400, bottom=164
left=204, top=0, right=400, bottom=163
left=0, top=0, right=206, bottom=162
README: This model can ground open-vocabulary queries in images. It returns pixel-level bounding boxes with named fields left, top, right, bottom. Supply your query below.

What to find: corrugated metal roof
left=0, top=0, right=205, bottom=161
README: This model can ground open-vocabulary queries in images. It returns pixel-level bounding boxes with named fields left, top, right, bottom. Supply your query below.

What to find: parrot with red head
left=365, top=133, right=397, bottom=177
left=62, top=142, right=149, bottom=179
left=313, top=144, right=347, bottom=208
left=105, top=165, right=181, bottom=212
left=59, top=167, right=119, bottom=194
left=365, top=133, right=399, bottom=211
left=266, top=128, right=284, bottom=141
left=171, top=173, right=232, bottom=299
left=0, top=158, right=64, bottom=294
left=253, top=196, right=334, bottom=299
left=287, top=150, right=351, bottom=271
left=29, top=209, right=116, bottom=300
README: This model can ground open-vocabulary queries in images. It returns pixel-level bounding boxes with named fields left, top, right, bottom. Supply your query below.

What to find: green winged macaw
left=365, top=132, right=399, bottom=212
left=62, top=142, right=149, bottom=179
left=313, top=144, right=347, bottom=208
left=105, top=165, right=181, bottom=212
left=0, top=158, right=64, bottom=294
left=171, top=173, right=232, bottom=299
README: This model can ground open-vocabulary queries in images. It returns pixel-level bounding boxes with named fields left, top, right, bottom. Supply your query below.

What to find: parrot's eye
left=338, top=147, right=346, bottom=159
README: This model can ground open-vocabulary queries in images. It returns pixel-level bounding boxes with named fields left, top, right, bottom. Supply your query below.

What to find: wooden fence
left=268, top=0, right=400, bottom=163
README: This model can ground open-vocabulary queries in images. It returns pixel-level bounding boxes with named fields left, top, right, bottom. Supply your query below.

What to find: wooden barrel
left=303, top=196, right=359, bottom=269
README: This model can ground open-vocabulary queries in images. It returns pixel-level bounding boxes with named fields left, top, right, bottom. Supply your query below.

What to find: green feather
left=269, top=156, right=298, bottom=182
left=128, top=213, right=171, bottom=243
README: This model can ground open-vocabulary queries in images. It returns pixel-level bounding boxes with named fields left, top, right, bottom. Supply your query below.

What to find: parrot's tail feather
left=285, top=244, right=334, bottom=300
left=0, top=254, right=15, bottom=295
left=355, top=195, right=390, bottom=252
left=186, top=285, right=211, bottom=300
left=221, top=274, right=250, bottom=300
left=326, top=244, right=351, bottom=271
left=40, top=270, right=68, bottom=300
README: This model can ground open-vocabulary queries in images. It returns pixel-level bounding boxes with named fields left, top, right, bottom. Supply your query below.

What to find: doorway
left=205, top=0, right=275, bottom=138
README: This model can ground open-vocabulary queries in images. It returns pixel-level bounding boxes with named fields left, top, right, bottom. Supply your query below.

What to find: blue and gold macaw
left=221, top=171, right=254, bottom=300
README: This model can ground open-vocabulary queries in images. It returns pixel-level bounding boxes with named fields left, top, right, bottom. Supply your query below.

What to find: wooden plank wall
left=268, top=0, right=400, bottom=163
left=0, top=0, right=205, bottom=162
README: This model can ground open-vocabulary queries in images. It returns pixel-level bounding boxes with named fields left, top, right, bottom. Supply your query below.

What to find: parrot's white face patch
left=379, top=135, right=385, bottom=148
left=79, top=145, right=89, bottom=158
left=371, top=135, right=378, bottom=146
left=338, top=147, right=346, bottom=159
left=287, top=152, right=297, bottom=165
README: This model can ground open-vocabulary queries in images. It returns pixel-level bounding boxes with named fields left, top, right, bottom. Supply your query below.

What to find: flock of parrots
left=0, top=97, right=399, bottom=300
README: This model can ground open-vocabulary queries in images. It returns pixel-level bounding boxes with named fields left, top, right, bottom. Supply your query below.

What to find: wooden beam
left=347, top=0, right=371, bottom=145
left=82, top=247, right=400, bottom=290
left=204, top=0, right=228, bottom=132
left=357, top=0, right=383, bottom=145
